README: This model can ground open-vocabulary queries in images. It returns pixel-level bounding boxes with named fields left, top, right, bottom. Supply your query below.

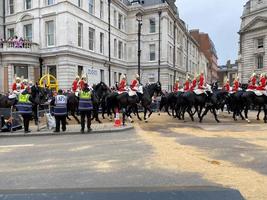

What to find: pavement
left=0, top=112, right=266, bottom=200
left=0, top=123, right=133, bottom=137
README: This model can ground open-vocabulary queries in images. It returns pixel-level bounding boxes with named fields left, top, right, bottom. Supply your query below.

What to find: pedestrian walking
left=50, top=89, right=67, bottom=133
left=16, top=87, right=33, bottom=133
left=78, top=83, right=93, bottom=133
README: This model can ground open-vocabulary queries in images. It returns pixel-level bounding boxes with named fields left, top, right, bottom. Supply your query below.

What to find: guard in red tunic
left=118, top=75, right=127, bottom=92
left=173, top=79, right=179, bottom=92
left=79, top=76, right=86, bottom=90
left=248, top=73, right=257, bottom=90
left=257, top=73, right=266, bottom=91
left=130, top=74, right=140, bottom=91
left=190, top=76, right=197, bottom=91
left=223, top=79, right=230, bottom=92
left=184, top=75, right=190, bottom=92
left=232, top=77, right=240, bottom=92
left=72, top=76, right=80, bottom=92
left=198, top=72, right=205, bottom=89
left=12, top=77, right=24, bottom=92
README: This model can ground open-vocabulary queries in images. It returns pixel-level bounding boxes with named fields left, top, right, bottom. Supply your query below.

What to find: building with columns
left=0, top=0, right=214, bottom=92
left=238, top=0, right=267, bottom=83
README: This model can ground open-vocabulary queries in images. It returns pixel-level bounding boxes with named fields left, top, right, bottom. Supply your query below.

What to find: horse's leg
left=257, top=106, right=261, bottom=120
left=94, top=108, right=102, bottom=124
left=187, top=106, right=194, bottom=122
left=72, top=111, right=80, bottom=124
left=134, top=104, right=142, bottom=121
left=144, top=107, right=148, bottom=122
left=166, top=105, right=171, bottom=116
left=212, top=107, right=220, bottom=123
left=200, top=106, right=210, bottom=123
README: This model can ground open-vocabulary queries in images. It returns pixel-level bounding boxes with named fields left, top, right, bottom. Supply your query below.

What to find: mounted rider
left=256, top=73, right=266, bottom=91
left=248, top=72, right=257, bottom=90
left=190, top=75, right=198, bottom=91
left=173, top=78, right=179, bottom=92
left=79, top=75, right=86, bottom=90
left=223, top=78, right=230, bottom=92
left=12, top=77, right=25, bottom=93
left=118, top=75, right=127, bottom=93
left=72, top=76, right=80, bottom=92
left=198, top=72, right=205, bottom=90
left=130, top=74, right=140, bottom=92
left=184, top=74, right=190, bottom=92
left=232, top=77, right=240, bottom=93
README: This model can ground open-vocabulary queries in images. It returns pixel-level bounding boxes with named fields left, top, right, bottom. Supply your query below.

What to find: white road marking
left=0, top=144, right=34, bottom=148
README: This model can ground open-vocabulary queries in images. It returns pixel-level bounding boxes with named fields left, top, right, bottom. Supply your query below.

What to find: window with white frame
left=89, top=27, right=95, bottom=51
left=25, top=0, right=32, bottom=10
left=24, top=24, right=32, bottom=41
left=46, top=0, right=54, bottom=6
left=113, top=10, right=117, bottom=27
left=100, top=0, right=104, bottom=19
left=78, top=0, right=82, bottom=7
left=8, top=0, right=14, bottom=14
left=257, top=54, right=264, bottom=69
left=78, top=22, right=83, bottom=47
left=114, top=39, right=117, bottom=57
left=124, top=43, right=127, bottom=60
left=100, top=32, right=104, bottom=54
left=88, top=0, right=94, bottom=15
left=14, top=65, right=28, bottom=79
left=149, top=44, right=156, bottom=61
left=118, top=41, right=123, bottom=59
left=46, top=21, right=55, bottom=46
left=118, top=14, right=123, bottom=30
left=150, top=18, right=156, bottom=33
left=7, top=28, right=15, bottom=38
left=257, top=38, right=264, bottom=48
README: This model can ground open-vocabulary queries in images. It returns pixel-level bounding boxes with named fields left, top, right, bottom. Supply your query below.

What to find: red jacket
left=248, top=76, right=257, bottom=90
left=12, top=83, right=24, bottom=91
left=79, top=80, right=85, bottom=90
left=257, top=77, right=266, bottom=91
left=72, top=80, right=79, bottom=92
left=130, top=79, right=138, bottom=91
left=184, top=81, right=190, bottom=92
left=190, top=79, right=197, bottom=91
left=173, top=83, right=179, bottom=92
left=118, top=79, right=127, bottom=92
left=224, top=82, right=230, bottom=92
left=198, top=75, right=205, bottom=89
left=232, top=80, right=239, bottom=92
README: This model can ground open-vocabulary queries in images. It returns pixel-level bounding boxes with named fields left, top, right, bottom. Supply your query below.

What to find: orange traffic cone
left=114, top=108, right=122, bottom=127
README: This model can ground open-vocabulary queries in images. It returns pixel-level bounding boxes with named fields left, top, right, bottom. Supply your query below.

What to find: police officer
left=50, top=89, right=67, bottom=132
left=16, top=87, right=33, bottom=133
left=78, top=83, right=93, bottom=133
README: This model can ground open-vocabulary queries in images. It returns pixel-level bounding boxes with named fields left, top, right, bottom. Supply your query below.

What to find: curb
left=0, top=126, right=134, bottom=138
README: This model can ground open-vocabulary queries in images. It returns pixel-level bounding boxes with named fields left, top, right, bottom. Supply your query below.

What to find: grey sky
left=176, top=0, right=247, bottom=65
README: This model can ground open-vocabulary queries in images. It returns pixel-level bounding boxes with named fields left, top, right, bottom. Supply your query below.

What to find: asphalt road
left=0, top=113, right=266, bottom=200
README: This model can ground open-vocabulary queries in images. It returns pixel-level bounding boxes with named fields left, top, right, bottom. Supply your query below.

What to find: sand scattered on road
left=136, top=122, right=267, bottom=200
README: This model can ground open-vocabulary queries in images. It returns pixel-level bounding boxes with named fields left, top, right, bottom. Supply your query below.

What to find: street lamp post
left=136, top=12, right=143, bottom=80
left=158, top=10, right=162, bottom=82
left=108, top=0, right=111, bottom=86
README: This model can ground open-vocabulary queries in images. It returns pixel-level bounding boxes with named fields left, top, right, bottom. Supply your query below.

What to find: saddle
left=194, top=89, right=205, bottom=95
left=254, top=90, right=267, bottom=96
left=246, top=89, right=267, bottom=96
left=128, top=90, right=137, bottom=97
left=8, top=94, right=17, bottom=99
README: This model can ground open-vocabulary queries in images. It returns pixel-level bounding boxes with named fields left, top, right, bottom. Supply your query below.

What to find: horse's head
left=94, top=82, right=110, bottom=97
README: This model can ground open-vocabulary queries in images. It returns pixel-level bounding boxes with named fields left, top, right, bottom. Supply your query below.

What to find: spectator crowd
left=0, top=36, right=32, bottom=48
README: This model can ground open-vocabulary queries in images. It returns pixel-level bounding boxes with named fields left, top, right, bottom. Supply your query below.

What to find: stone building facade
left=0, top=0, right=214, bottom=92
left=190, top=29, right=218, bottom=83
left=218, top=60, right=238, bottom=86
left=238, top=0, right=267, bottom=83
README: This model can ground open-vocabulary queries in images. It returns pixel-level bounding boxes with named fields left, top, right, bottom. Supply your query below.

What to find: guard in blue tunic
left=78, top=83, right=93, bottom=133
left=50, top=89, right=68, bottom=132
left=16, top=87, right=33, bottom=133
